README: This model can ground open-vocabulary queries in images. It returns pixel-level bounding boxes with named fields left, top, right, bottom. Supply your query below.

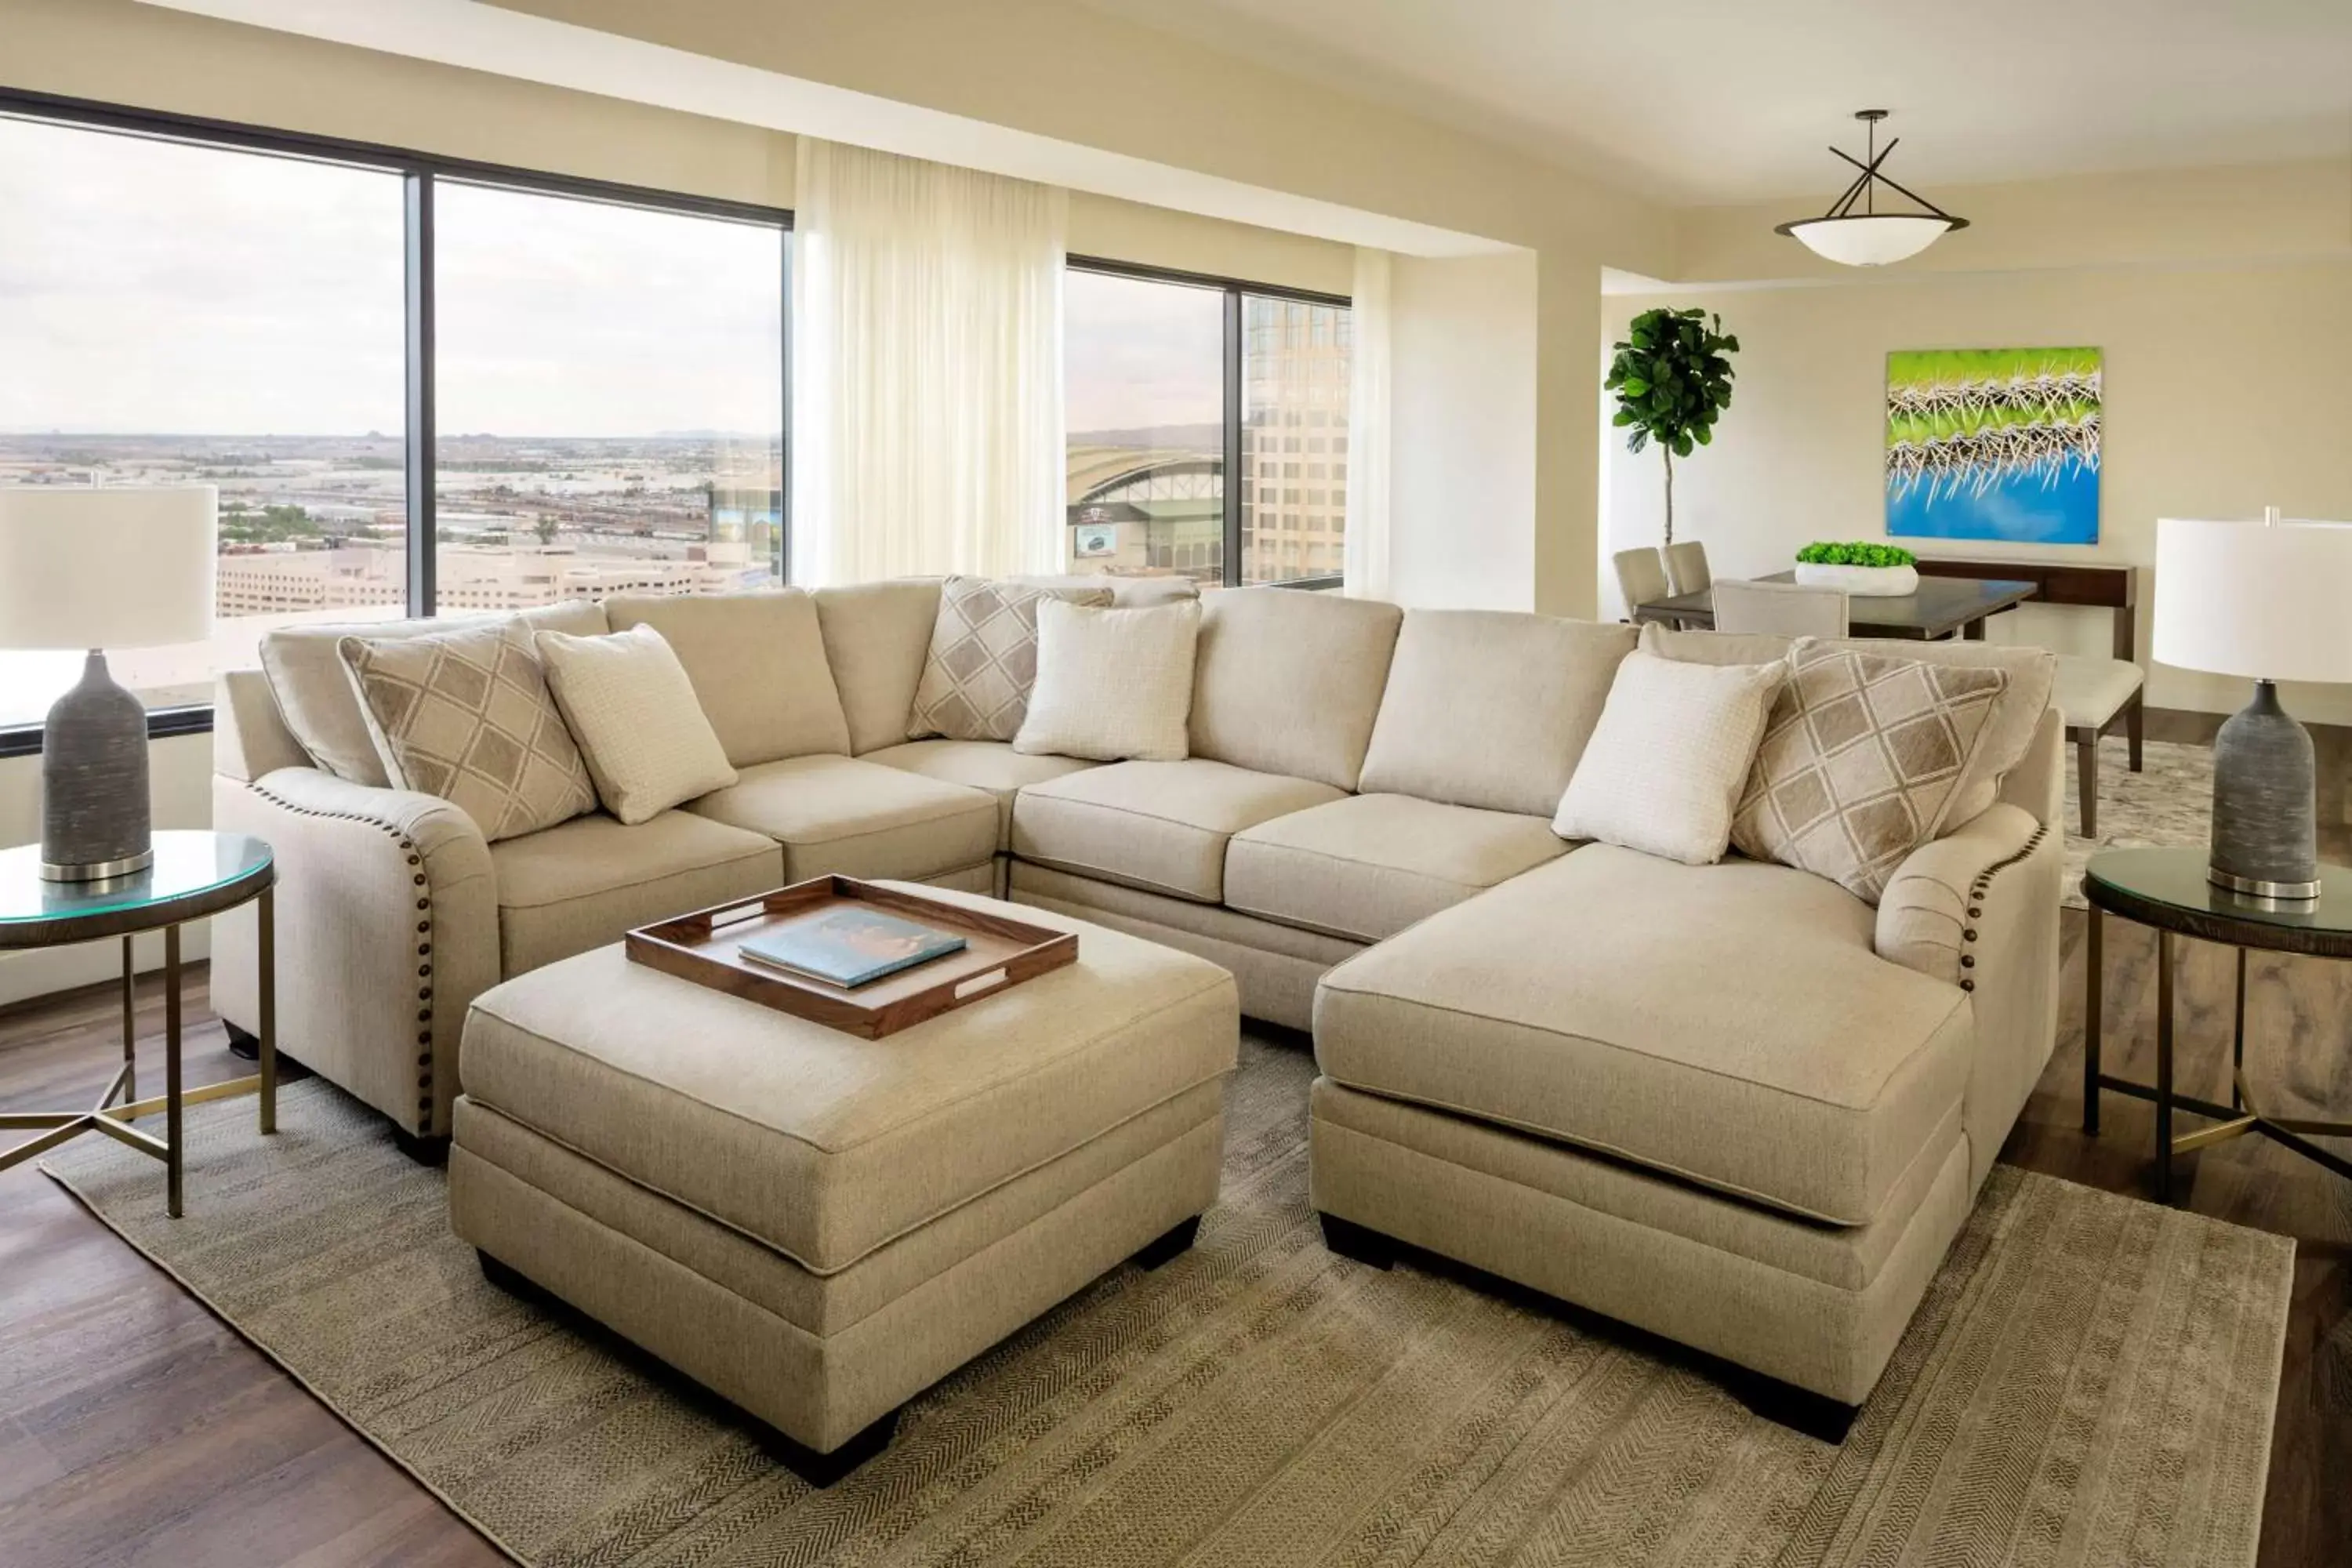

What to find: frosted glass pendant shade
left=1780, top=214, right=1957, bottom=267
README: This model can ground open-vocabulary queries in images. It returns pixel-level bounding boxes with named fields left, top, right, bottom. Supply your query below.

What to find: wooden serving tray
left=625, top=876, right=1077, bottom=1039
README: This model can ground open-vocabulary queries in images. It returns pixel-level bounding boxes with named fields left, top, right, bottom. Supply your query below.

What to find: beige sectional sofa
left=209, top=577, right=2061, bottom=1410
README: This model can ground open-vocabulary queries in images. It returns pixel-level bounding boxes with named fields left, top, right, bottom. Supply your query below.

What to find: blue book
left=736, top=906, right=967, bottom=989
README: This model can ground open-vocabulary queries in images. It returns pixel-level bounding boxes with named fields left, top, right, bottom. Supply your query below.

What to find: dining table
left=1633, top=569, right=2038, bottom=641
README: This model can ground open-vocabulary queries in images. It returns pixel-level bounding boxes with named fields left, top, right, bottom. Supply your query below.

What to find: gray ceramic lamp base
left=2208, top=680, right=2320, bottom=902
left=40, top=649, right=153, bottom=883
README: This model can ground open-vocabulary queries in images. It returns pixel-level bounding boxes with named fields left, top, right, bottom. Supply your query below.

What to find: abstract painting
left=1886, top=347, right=2101, bottom=544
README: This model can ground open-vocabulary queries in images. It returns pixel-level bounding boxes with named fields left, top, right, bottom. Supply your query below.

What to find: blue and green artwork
left=1886, top=347, right=2100, bottom=544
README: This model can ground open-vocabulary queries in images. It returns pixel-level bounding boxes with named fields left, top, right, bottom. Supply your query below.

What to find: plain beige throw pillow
left=534, top=623, right=737, bottom=825
left=1014, top=597, right=1200, bottom=762
left=1552, top=648, right=1785, bottom=866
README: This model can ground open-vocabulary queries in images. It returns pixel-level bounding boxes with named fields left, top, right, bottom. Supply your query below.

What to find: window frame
left=0, top=87, right=794, bottom=758
left=1065, top=254, right=1348, bottom=592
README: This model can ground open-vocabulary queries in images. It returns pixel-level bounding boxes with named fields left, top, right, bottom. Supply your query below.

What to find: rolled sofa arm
left=1876, top=801, right=2062, bottom=1192
left=211, top=766, right=497, bottom=1140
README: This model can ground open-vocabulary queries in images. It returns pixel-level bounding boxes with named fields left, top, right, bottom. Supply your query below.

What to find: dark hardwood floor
left=2, top=901, right=2348, bottom=1564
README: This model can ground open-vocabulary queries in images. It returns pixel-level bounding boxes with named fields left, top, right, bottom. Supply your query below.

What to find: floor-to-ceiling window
left=1065, top=260, right=1349, bottom=590
left=1062, top=267, right=1227, bottom=585
left=0, top=113, right=406, bottom=728
left=433, top=182, right=786, bottom=613
left=0, top=94, right=792, bottom=751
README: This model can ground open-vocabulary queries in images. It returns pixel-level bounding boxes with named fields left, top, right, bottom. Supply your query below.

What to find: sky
left=1064, top=267, right=1222, bottom=438
left=0, top=114, right=1222, bottom=441
left=0, top=115, right=782, bottom=437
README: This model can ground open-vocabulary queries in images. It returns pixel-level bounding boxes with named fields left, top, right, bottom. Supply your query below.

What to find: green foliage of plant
left=1606, top=307, right=1737, bottom=546
left=1795, top=540, right=1916, bottom=568
left=217, top=502, right=321, bottom=544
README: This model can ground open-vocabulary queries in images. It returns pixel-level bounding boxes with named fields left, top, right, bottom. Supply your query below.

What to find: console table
left=1911, top=557, right=2136, bottom=660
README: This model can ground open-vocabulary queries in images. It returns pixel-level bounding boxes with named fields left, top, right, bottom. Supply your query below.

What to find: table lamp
left=0, top=486, right=216, bottom=880
left=2153, top=509, right=2352, bottom=901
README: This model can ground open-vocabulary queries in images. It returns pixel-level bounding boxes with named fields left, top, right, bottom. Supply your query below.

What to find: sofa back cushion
left=1009, top=572, right=1201, bottom=608
left=260, top=600, right=608, bottom=787
left=1189, top=588, right=1403, bottom=792
left=814, top=578, right=943, bottom=755
left=1359, top=610, right=1636, bottom=816
left=604, top=589, right=851, bottom=768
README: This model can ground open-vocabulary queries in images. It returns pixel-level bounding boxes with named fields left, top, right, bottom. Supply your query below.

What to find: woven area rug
left=47, top=1033, right=2289, bottom=1568
left=2060, top=735, right=2212, bottom=909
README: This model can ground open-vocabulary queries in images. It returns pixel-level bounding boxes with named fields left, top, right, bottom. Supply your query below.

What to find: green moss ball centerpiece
left=1793, top=540, right=1919, bottom=597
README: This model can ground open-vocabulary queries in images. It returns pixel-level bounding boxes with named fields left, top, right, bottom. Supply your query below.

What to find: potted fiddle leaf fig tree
left=1606, top=307, right=1738, bottom=547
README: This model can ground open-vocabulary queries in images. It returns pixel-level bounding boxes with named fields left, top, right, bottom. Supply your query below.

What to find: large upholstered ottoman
left=446, top=886, right=1238, bottom=1482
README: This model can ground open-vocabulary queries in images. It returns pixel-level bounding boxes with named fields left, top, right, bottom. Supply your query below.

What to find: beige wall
left=1602, top=258, right=2352, bottom=720
left=1390, top=253, right=1541, bottom=609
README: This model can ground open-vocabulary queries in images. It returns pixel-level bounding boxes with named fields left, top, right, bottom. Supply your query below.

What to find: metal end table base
left=2085, top=908, right=2352, bottom=1202
left=0, top=879, right=275, bottom=1218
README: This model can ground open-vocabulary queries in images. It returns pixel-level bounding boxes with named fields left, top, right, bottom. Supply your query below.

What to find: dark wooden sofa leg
left=477, top=1249, right=902, bottom=1487
left=1317, top=1212, right=1398, bottom=1270
left=1130, top=1214, right=1201, bottom=1270
left=222, top=1022, right=312, bottom=1080
left=392, top=1127, right=450, bottom=1166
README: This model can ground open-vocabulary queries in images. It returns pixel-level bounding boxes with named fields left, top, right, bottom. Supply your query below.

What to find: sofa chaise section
left=1307, top=711, right=2066, bottom=1407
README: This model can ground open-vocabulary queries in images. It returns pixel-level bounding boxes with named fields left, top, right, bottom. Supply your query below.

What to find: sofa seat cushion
left=861, top=739, right=1098, bottom=848
left=1314, top=844, right=1973, bottom=1225
left=684, top=754, right=998, bottom=882
left=1225, top=793, right=1569, bottom=943
left=458, top=891, right=1239, bottom=1273
left=488, top=811, right=782, bottom=975
left=1011, top=759, right=1343, bottom=903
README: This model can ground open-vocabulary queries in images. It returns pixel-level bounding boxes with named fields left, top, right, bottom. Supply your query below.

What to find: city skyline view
left=0, top=112, right=1348, bottom=727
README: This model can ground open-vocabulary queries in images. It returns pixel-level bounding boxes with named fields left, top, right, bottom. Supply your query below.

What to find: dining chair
left=1711, top=578, right=1850, bottom=637
left=1613, top=547, right=1671, bottom=621
left=1663, top=540, right=1711, bottom=597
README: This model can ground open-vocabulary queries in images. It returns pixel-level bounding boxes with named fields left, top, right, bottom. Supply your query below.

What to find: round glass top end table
left=2082, top=845, right=2352, bottom=1203
left=0, top=830, right=278, bottom=1217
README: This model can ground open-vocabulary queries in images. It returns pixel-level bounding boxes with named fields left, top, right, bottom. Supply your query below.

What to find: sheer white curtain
left=1342, top=247, right=1393, bottom=599
left=790, top=139, right=1068, bottom=586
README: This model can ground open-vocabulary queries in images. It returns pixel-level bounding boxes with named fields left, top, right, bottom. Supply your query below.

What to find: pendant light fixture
left=1775, top=110, right=1969, bottom=267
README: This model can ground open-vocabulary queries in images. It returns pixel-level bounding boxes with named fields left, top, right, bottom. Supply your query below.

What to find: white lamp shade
left=2153, top=515, right=2352, bottom=684
left=1782, top=215, right=1955, bottom=267
left=0, top=487, right=216, bottom=652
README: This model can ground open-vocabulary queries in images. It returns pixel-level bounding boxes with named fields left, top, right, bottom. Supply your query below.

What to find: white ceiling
left=1079, top=0, right=2352, bottom=204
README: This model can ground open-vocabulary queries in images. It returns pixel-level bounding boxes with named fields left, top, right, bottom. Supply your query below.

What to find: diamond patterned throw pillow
left=1730, top=641, right=2009, bottom=903
left=908, top=576, right=1115, bottom=742
left=339, top=619, right=597, bottom=842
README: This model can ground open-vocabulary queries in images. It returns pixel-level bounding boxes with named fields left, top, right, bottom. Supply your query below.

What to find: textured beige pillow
left=262, top=601, right=609, bottom=786
left=909, top=577, right=1113, bottom=742
left=338, top=619, right=595, bottom=841
left=533, top=623, right=737, bottom=826
left=1731, top=641, right=2011, bottom=903
left=1014, top=598, right=1200, bottom=762
left=1552, top=648, right=1785, bottom=866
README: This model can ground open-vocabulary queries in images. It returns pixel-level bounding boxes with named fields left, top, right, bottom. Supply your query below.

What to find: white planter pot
left=1792, top=562, right=1918, bottom=597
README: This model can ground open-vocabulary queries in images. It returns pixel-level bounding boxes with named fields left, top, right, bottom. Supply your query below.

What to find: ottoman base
left=452, top=1097, right=1224, bottom=1467
left=476, top=1248, right=908, bottom=1486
